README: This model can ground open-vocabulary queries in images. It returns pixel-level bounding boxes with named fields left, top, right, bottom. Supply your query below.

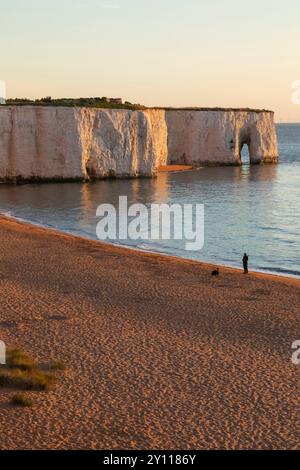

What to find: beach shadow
left=251, top=288, right=271, bottom=296
left=0, top=402, right=14, bottom=410
left=0, top=321, right=17, bottom=329
left=242, top=297, right=260, bottom=302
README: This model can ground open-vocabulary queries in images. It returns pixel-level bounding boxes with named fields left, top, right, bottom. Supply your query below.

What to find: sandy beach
left=0, top=214, right=300, bottom=449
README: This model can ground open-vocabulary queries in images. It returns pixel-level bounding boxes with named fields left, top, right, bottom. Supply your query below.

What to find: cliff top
left=3, top=97, right=145, bottom=111
left=152, top=107, right=274, bottom=113
left=0, top=98, right=273, bottom=114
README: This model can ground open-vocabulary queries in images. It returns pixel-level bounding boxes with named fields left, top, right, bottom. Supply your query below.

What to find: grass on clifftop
left=1, top=97, right=273, bottom=113
left=4, top=97, right=146, bottom=110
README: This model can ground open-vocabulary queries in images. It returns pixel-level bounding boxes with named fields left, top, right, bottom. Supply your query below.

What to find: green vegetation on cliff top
left=1, top=97, right=273, bottom=113
left=4, top=96, right=146, bottom=110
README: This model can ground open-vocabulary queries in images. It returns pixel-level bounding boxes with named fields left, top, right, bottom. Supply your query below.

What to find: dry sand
left=0, top=214, right=300, bottom=450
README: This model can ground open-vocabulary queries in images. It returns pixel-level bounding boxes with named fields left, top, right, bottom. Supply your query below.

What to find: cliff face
left=0, top=107, right=168, bottom=182
left=0, top=107, right=278, bottom=182
left=0, top=107, right=83, bottom=181
left=78, top=108, right=167, bottom=179
left=166, top=110, right=279, bottom=166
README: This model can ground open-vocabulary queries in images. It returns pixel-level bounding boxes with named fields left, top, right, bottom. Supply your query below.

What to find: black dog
left=211, top=268, right=219, bottom=277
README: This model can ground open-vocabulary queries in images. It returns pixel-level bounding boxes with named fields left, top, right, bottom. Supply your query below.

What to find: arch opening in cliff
left=239, top=129, right=255, bottom=165
left=239, top=142, right=251, bottom=165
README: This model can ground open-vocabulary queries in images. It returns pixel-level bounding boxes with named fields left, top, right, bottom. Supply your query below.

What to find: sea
left=0, top=123, right=299, bottom=278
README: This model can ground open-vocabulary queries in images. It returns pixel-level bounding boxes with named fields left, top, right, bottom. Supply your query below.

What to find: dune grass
left=0, top=349, right=64, bottom=399
left=10, top=393, right=33, bottom=408
left=0, top=368, right=56, bottom=391
left=6, top=349, right=36, bottom=371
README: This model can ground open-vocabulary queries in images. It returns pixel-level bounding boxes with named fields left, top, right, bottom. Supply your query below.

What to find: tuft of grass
left=0, top=371, right=13, bottom=387
left=0, top=369, right=56, bottom=391
left=48, top=360, right=65, bottom=371
left=0, top=348, right=63, bottom=410
left=0, top=348, right=65, bottom=409
left=1, top=348, right=57, bottom=392
left=10, top=393, right=33, bottom=408
left=6, top=349, right=36, bottom=371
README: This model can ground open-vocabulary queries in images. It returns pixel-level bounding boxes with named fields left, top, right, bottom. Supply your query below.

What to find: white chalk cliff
left=0, top=106, right=278, bottom=182
left=166, top=110, right=279, bottom=166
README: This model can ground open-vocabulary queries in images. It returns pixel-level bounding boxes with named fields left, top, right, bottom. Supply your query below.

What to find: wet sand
left=0, top=214, right=300, bottom=450
left=158, top=165, right=194, bottom=172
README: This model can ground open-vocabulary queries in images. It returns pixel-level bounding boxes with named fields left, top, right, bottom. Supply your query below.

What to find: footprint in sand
left=47, top=314, right=68, bottom=321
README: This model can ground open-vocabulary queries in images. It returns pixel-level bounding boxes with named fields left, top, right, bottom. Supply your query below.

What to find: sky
left=1, top=0, right=300, bottom=121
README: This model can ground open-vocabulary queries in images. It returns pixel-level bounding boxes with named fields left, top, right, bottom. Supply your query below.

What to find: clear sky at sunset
left=1, top=0, right=300, bottom=121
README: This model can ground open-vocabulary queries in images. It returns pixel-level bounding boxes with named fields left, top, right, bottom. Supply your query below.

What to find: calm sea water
left=0, top=124, right=300, bottom=278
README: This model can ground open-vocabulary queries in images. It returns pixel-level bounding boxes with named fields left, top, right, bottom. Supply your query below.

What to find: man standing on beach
left=243, top=253, right=249, bottom=274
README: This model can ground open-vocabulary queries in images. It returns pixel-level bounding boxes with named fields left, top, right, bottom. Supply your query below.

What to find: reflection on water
left=0, top=124, right=299, bottom=277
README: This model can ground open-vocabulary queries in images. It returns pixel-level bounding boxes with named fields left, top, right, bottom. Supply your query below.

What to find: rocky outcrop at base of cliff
left=0, top=106, right=278, bottom=182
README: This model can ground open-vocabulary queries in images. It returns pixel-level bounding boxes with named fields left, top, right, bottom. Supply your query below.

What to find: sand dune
left=0, top=214, right=299, bottom=450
